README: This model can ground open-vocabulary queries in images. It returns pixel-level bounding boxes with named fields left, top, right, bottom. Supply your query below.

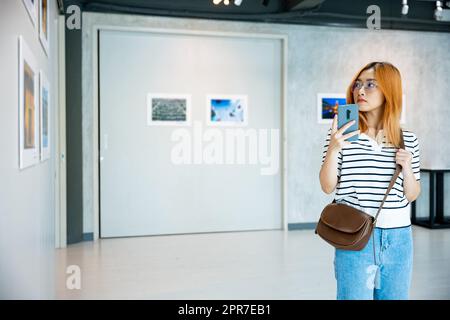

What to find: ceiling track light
left=401, top=0, right=409, bottom=15
left=212, top=0, right=243, bottom=6
left=435, top=1, right=443, bottom=20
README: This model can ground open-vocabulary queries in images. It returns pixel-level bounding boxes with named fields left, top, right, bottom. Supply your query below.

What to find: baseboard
left=288, top=223, right=317, bottom=230
left=83, top=232, right=94, bottom=241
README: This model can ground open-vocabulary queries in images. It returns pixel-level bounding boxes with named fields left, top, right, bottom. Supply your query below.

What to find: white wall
left=82, top=12, right=450, bottom=233
left=0, top=0, right=59, bottom=298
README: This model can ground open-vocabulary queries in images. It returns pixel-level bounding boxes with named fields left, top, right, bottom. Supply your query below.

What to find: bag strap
left=371, top=130, right=405, bottom=269
left=372, top=129, right=405, bottom=224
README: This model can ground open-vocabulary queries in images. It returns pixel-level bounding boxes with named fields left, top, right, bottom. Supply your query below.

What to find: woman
left=319, top=62, right=421, bottom=300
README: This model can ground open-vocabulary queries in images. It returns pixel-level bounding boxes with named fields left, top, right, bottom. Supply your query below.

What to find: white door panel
left=100, top=30, right=282, bottom=237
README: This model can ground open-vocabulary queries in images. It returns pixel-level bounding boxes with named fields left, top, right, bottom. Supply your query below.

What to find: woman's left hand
left=396, top=148, right=413, bottom=172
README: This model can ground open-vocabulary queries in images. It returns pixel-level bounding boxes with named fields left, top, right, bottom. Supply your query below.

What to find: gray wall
left=82, top=12, right=450, bottom=233
left=0, top=0, right=58, bottom=298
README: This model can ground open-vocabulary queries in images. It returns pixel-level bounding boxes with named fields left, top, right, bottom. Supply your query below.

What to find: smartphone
left=337, top=104, right=359, bottom=142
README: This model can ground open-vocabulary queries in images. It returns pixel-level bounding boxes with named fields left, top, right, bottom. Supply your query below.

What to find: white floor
left=55, top=226, right=450, bottom=299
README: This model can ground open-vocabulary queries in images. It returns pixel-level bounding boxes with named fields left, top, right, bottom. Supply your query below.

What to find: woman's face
left=352, top=68, right=385, bottom=113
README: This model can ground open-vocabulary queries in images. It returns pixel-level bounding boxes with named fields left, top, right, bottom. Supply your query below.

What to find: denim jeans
left=334, top=225, right=413, bottom=300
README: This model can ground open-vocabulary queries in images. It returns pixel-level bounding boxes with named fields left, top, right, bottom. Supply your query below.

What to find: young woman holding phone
left=319, top=62, right=421, bottom=300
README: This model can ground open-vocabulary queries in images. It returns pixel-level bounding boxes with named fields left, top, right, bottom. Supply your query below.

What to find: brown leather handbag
left=315, top=131, right=404, bottom=251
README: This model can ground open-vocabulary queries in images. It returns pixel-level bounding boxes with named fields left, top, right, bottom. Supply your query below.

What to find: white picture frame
left=206, top=95, right=248, bottom=127
left=22, top=0, right=37, bottom=27
left=317, top=93, right=346, bottom=124
left=40, top=70, right=50, bottom=161
left=147, top=94, right=191, bottom=126
left=18, top=36, right=39, bottom=169
left=39, top=0, right=49, bottom=56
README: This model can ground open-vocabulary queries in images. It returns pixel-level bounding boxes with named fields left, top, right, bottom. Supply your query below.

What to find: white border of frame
left=22, top=0, right=37, bottom=27
left=40, top=70, right=51, bottom=161
left=18, top=36, right=40, bottom=170
left=317, top=93, right=346, bottom=124
left=206, top=94, right=248, bottom=127
left=146, top=93, right=192, bottom=126
left=39, top=0, right=50, bottom=56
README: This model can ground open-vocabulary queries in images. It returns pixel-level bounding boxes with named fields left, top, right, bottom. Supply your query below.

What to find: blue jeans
left=334, top=226, right=413, bottom=300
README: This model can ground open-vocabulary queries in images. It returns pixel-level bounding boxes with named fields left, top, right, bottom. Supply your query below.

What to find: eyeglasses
left=352, top=80, right=379, bottom=92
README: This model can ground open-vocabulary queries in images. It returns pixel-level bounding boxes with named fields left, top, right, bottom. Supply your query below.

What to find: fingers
left=336, top=120, right=356, bottom=136
left=396, top=149, right=412, bottom=159
left=341, top=140, right=352, bottom=148
left=396, top=149, right=412, bottom=169
left=396, top=148, right=412, bottom=155
left=396, top=153, right=410, bottom=158
left=331, top=115, right=338, bottom=134
left=341, top=129, right=360, bottom=141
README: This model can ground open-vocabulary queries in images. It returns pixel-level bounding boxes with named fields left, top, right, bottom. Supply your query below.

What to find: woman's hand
left=395, top=148, right=413, bottom=172
left=327, top=115, right=360, bottom=155
left=396, top=148, right=421, bottom=202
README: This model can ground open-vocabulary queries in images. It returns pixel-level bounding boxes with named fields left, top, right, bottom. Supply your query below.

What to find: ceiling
left=59, top=0, right=450, bottom=32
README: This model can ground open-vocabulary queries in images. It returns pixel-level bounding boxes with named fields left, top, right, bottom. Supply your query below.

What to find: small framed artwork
left=22, top=0, right=37, bottom=27
left=40, top=71, right=50, bottom=161
left=39, top=0, right=49, bottom=56
left=206, top=95, right=248, bottom=126
left=147, top=94, right=191, bottom=126
left=19, top=36, right=39, bottom=169
left=317, top=93, right=346, bottom=124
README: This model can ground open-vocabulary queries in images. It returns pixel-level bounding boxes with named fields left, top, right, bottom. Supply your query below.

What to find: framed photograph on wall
left=19, top=36, right=39, bottom=169
left=39, top=0, right=49, bottom=56
left=206, top=95, right=248, bottom=126
left=22, top=0, right=37, bottom=27
left=40, top=71, right=50, bottom=161
left=147, top=94, right=191, bottom=126
left=317, top=93, right=346, bottom=124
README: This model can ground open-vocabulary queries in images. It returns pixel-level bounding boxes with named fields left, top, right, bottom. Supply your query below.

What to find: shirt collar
left=360, top=130, right=388, bottom=151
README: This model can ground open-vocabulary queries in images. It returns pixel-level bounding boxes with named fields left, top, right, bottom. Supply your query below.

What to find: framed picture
left=19, top=36, right=39, bottom=169
left=147, top=94, right=191, bottom=126
left=317, top=93, right=346, bottom=124
left=22, top=0, right=37, bottom=27
left=39, top=0, right=49, bottom=56
left=206, top=95, right=248, bottom=126
left=40, top=71, right=50, bottom=161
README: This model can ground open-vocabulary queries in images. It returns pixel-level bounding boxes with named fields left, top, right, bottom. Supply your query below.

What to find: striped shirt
left=322, top=129, right=420, bottom=228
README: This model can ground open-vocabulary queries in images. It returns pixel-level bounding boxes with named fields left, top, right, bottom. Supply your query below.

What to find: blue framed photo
left=207, top=95, right=248, bottom=126
left=317, top=93, right=346, bottom=124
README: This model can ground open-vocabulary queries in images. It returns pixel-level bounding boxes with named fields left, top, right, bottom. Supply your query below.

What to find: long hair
left=346, top=62, right=403, bottom=147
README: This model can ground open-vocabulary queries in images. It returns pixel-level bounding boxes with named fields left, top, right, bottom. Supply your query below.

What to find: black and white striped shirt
left=322, top=129, right=420, bottom=228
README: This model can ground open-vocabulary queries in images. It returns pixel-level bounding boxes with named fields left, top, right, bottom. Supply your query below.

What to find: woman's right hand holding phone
left=328, top=115, right=360, bottom=155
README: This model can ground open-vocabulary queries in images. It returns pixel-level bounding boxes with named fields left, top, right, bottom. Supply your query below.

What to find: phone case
left=337, top=104, right=359, bottom=142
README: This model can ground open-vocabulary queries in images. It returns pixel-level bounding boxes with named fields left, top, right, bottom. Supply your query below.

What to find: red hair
left=346, top=62, right=403, bottom=147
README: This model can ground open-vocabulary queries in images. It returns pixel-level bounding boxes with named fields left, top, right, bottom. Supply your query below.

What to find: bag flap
left=320, top=203, right=372, bottom=233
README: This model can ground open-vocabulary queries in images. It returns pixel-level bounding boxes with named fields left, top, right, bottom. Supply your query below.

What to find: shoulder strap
left=373, top=129, right=405, bottom=224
